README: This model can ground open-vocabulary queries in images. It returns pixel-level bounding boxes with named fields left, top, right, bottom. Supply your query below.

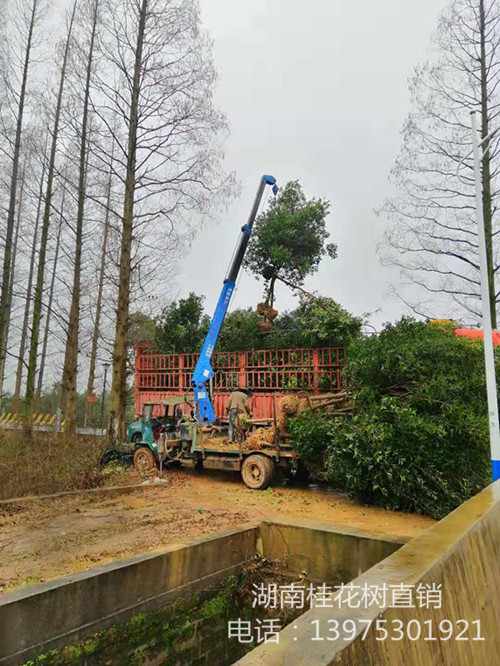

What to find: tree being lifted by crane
left=244, top=180, right=336, bottom=331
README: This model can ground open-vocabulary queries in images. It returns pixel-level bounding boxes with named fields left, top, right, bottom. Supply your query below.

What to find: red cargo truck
left=128, top=343, right=346, bottom=488
left=134, top=343, right=345, bottom=420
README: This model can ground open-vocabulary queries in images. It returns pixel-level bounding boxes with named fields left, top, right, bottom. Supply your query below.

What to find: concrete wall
left=0, top=525, right=259, bottom=665
left=236, top=480, right=500, bottom=666
left=258, top=519, right=402, bottom=583
left=5, top=483, right=499, bottom=666
left=0, top=520, right=403, bottom=665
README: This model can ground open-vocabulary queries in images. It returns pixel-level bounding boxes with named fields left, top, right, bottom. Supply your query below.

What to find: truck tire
left=99, top=448, right=121, bottom=467
left=241, top=454, right=274, bottom=490
left=133, top=446, right=157, bottom=476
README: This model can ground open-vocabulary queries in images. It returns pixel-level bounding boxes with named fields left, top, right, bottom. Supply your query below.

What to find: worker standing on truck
left=227, top=389, right=252, bottom=442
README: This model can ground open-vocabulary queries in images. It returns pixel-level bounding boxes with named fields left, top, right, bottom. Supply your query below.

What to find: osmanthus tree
left=216, top=298, right=362, bottom=350
left=290, top=318, right=492, bottom=519
left=380, top=0, right=500, bottom=326
left=278, top=296, right=363, bottom=348
left=244, top=180, right=336, bottom=308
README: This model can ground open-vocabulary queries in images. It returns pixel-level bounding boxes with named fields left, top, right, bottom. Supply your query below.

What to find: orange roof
left=454, top=328, right=500, bottom=346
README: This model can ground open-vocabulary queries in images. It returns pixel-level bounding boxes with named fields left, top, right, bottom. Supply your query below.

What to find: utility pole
left=471, top=110, right=500, bottom=482
left=100, top=363, right=110, bottom=429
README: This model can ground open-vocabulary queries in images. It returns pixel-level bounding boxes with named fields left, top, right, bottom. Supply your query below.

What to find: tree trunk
left=0, top=164, right=26, bottom=396
left=268, top=276, right=277, bottom=308
left=36, top=190, right=66, bottom=398
left=61, top=0, right=99, bottom=433
left=24, top=0, right=77, bottom=420
left=109, top=0, right=148, bottom=442
left=479, top=0, right=496, bottom=327
left=0, top=0, right=38, bottom=382
left=84, top=153, right=113, bottom=427
left=13, top=147, right=47, bottom=407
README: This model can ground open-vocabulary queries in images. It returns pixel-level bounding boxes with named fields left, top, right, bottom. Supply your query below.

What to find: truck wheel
left=100, top=449, right=121, bottom=467
left=241, top=454, right=274, bottom=490
left=133, top=446, right=157, bottom=476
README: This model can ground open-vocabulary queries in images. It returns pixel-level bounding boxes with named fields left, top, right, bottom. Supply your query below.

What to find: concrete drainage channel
left=1, top=481, right=500, bottom=665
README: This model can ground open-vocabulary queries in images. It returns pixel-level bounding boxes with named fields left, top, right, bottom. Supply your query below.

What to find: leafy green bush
left=290, top=318, right=491, bottom=519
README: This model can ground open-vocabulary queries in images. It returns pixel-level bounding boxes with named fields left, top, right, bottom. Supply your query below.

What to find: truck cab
left=127, top=397, right=192, bottom=446
left=127, top=403, right=163, bottom=445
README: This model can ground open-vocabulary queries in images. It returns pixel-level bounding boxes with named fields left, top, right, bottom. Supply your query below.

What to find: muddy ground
left=0, top=469, right=433, bottom=592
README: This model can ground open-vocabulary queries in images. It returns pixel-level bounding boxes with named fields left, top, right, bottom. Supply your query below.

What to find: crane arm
left=192, top=174, right=278, bottom=423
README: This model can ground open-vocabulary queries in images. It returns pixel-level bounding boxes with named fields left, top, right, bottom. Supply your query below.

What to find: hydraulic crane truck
left=129, top=175, right=303, bottom=489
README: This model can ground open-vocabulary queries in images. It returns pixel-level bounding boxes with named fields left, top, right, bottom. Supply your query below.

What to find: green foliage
left=217, top=308, right=266, bottom=351
left=244, top=180, right=336, bottom=298
left=280, top=296, right=363, bottom=347
left=290, top=318, right=491, bottom=519
left=199, top=588, right=232, bottom=618
left=155, top=297, right=361, bottom=354
left=128, top=312, right=156, bottom=346
left=155, top=292, right=210, bottom=353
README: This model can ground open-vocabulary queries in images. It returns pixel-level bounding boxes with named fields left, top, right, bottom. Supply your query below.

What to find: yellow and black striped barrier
left=0, top=413, right=66, bottom=430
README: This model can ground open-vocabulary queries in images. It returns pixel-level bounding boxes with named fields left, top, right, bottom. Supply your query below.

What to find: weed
left=0, top=432, right=108, bottom=500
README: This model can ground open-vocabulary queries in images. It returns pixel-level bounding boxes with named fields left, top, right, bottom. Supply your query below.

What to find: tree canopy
left=155, top=293, right=210, bottom=354
left=244, top=181, right=336, bottom=305
left=154, top=294, right=361, bottom=353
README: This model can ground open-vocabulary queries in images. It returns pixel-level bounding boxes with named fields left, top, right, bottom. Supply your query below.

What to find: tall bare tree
left=25, top=1, right=77, bottom=417
left=380, top=0, right=500, bottom=325
left=60, top=0, right=101, bottom=431
left=0, top=0, right=44, bottom=388
left=37, top=193, right=65, bottom=397
left=95, top=0, right=231, bottom=439
left=0, top=161, right=27, bottom=395
left=13, top=139, right=48, bottom=405
left=84, top=149, right=113, bottom=425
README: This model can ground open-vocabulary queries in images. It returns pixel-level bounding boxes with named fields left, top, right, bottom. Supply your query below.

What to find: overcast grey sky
left=179, top=0, right=448, bottom=328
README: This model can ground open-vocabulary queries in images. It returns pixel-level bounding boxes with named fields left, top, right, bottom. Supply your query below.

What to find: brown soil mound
left=256, top=303, right=278, bottom=320
left=244, top=427, right=277, bottom=450
left=277, top=394, right=310, bottom=433
left=280, top=395, right=300, bottom=415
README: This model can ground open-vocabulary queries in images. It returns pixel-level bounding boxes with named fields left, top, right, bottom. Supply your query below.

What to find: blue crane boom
left=192, top=174, right=278, bottom=423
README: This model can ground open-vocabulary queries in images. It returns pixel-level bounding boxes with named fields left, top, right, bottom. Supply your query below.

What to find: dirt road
left=0, top=469, right=433, bottom=592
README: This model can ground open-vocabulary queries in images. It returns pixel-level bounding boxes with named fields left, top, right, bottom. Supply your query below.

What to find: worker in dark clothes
left=227, top=389, right=252, bottom=442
